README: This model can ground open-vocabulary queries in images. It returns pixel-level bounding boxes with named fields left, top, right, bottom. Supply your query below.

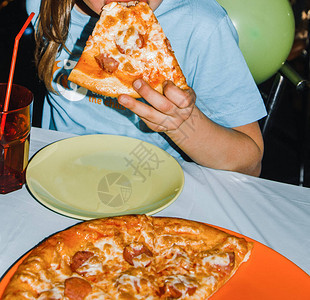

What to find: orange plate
left=0, top=225, right=309, bottom=299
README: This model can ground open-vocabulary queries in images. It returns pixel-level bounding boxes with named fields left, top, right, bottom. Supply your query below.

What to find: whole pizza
left=2, top=215, right=253, bottom=299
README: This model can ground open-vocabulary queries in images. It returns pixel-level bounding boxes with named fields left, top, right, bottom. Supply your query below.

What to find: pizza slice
left=152, top=217, right=253, bottom=299
left=68, top=1, right=189, bottom=98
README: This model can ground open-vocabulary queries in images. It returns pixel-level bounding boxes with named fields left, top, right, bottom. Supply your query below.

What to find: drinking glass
left=0, top=83, right=33, bottom=194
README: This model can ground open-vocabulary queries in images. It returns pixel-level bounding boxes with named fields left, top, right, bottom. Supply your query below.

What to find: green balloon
left=217, top=0, right=295, bottom=84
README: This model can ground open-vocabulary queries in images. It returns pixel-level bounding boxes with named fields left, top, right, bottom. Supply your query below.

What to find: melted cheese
left=115, top=273, right=154, bottom=299
left=102, top=2, right=119, bottom=15
left=117, top=273, right=142, bottom=288
left=94, top=238, right=123, bottom=258
left=162, top=274, right=198, bottom=299
left=20, top=271, right=51, bottom=293
left=17, top=292, right=36, bottom=299
left=159, top=245, right=191, bottom=271
left=86, top=291, right=113, bottom=299
left=37, top=285, right=64, bottom=299
left=77, top=257, right=104, bottom=276
left=50, top=263, right=68, bottom=282
left=132, top=253, right=152, bottom=268
left=202, top=253, right=230, bottom=266
left=115, top=27, right=141, bottom=54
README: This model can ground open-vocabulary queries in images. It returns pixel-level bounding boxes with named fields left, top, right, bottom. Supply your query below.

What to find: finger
left=118, top=94, right=169, bottom=125
left=133, top=79, right=177, bottom=115
left=163, top=80, right=196, bottom=109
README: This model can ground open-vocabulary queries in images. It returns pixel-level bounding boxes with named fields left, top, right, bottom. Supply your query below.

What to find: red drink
left=0, top=84, right=33, bottom=194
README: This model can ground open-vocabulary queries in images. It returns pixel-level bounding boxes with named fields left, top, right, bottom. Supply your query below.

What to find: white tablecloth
left=1, top=127, right=310, bottom=277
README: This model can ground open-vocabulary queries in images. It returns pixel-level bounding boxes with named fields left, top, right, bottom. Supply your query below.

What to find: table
left=1, top=127, right=310, bottom=277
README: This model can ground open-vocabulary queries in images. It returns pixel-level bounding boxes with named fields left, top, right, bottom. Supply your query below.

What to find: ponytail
left=34, top=0, right=74, bottom=92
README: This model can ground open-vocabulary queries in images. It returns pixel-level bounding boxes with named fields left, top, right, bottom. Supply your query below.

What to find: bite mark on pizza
left=68, top=1, right=189, bottom=98
left=2, top=215, right=253, bottom=299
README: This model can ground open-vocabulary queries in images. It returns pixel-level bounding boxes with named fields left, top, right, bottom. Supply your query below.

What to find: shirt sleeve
left=191, top=13, right=267, bottom=128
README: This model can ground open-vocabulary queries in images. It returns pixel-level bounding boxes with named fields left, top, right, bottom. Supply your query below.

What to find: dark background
left=1, top=0, right=310, bottom=187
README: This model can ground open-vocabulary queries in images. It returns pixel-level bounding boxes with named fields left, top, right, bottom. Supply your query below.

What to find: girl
left=26, top=0, right=266, bottom=176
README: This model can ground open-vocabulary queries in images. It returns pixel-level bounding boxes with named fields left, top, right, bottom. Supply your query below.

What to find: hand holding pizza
left=68, top=0, right=198, bottom=142
left=118, top=79, right=196, bottom=133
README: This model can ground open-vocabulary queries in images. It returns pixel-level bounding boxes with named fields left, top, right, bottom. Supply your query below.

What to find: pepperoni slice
left=95, top=54, right=119, bottom=73
left=159, top=275, right=198, bottom=298
left=70, top=251, right=94, bottom=273
left=64, top=277, right=92, bottom=300
left=123, top=242, right=153, bottom=266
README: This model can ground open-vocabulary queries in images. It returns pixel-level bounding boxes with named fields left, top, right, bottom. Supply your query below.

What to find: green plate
left=26, top=135, right=184, bottom=220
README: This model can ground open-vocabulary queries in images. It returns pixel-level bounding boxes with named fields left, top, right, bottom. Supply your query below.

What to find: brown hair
left=34, top=0, right=75, bottom=92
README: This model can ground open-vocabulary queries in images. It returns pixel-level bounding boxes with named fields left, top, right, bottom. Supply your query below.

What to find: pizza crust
left=68, top=66, right=144, bottom=98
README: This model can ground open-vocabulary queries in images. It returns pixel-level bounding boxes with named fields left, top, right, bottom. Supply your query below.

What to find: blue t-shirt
left=26, top=0, right=266, bottom=159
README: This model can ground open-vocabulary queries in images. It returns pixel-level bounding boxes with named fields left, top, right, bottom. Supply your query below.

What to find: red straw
left=0, top=12, right=35, bottom=137
left=3, top=12, right=35, bottom=113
